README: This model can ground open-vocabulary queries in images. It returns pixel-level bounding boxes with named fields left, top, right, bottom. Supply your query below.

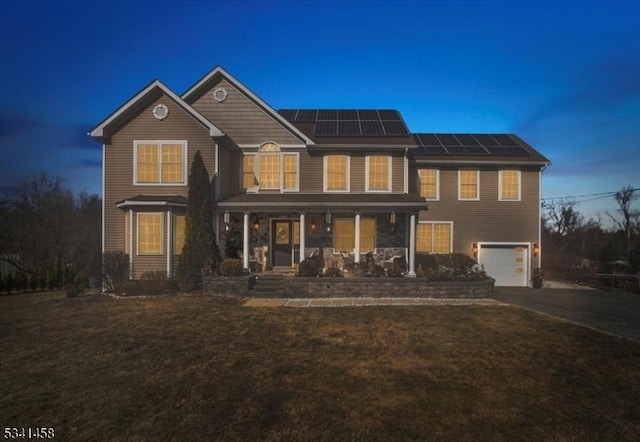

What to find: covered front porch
left=216, top=193, right=428, bottom=276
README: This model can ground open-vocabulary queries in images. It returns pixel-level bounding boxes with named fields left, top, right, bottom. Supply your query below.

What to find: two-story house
left=90, top=66, right=550, bottom=287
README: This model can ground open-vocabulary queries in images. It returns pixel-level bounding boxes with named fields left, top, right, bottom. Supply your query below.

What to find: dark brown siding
left=299, top=151, right=323, bottom=192
left=104, top=92, right=216, bottom=275
left=218, top=140, right=240, bottom=198
left=191, top=79, right=302, bottom=146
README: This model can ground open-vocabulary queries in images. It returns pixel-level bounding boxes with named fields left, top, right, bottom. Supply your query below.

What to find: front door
left=272, top=220, right=293, bottom=267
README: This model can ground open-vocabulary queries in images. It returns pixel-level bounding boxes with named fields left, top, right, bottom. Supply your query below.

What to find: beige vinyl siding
left=418, top=167, right=540, bottom=256
left=350, top=155, right=366, bottom=192
left=391, top=155, right=404, bottom=192
left=218, top=139, right=240, bottom=198
left=190, top=79, right=301, bottom=146
left=104, top=92, right=216, bottom=277
left=299, top=150, right=323, bottom=192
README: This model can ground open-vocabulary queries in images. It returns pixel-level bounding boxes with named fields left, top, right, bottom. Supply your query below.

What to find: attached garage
left=478, top=243, right=530, bottom=287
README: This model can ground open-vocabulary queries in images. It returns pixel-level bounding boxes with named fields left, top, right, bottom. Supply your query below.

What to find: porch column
left=243, top=212, right=250, bottom=270
left=299, top=213, right=306, bottom=262
left=408, top=213, right=416, bottom=277
left=166, top=210, right=172, bottom=278
left=128, top=208, right=134, bottom=279
left=354, top=212, right=361, bottom=263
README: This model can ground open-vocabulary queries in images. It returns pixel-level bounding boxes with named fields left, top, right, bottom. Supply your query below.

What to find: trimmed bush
left=298, top=257, right=323, bottom=277
left=323, top=267, right=343, bottom=278
left=219, top=258, right=244, bottom=276
left=415, top=253, right=438, bottom=270
left=102, top=251, right=130, bottom=294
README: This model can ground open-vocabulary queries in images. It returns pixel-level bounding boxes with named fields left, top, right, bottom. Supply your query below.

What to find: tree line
left=543, top=185, right=640, bottom=274
left=0, top=173, right=101, bottom=294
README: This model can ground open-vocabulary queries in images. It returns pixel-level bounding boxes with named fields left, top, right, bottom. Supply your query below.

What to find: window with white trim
left=458, top=169, right=479, bottom=200
left=419, top=169, right=439, bottom=200
left=366, top=155, right=391, bottom=191
left=499, top=170, right=521, bottom=201
left=138, top=213, right=163, bottom=255
left=243, top=143, right=299, bottom=191
left=333, top=218, right=376, bottom=253
left=134, top=141, right=187, bottom=185
left=416, top=222, right=452, bottom=253
left=324, top=155, right=349, bottom=192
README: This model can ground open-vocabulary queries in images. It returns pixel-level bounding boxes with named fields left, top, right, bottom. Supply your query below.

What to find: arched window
left=259, top=142, right=281, bottom=189
left=242, top=142, right=299, bottom=192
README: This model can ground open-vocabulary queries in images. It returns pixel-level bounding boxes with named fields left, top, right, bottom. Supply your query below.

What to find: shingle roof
left=217, top=193, right=427, bottom=212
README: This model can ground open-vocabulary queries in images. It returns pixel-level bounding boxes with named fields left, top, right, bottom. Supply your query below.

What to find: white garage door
left=478, top=244, right=529, bottom=287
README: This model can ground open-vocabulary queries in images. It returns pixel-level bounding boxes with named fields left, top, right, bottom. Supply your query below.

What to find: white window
left=134, top=141, right=187, bottom=185
left=243, top=143, right=299, bottom=192
left=324, top=155, right=350, bottom=192
left=499, top=170, right=521, bottom=201
left=458, top=169, right=479, bottom=200
left=419, top=169, right=439, bottom=200
left=416, top=222, right=452, bottom=253
left=333, top=218, right=376, bottom=253
left=137, top=213, right=163, bottom=255
left=366, top=155, right=391, bottom=192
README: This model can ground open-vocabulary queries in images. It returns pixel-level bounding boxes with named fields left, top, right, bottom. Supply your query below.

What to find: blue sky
left=1, top=0, right=638, bottom=224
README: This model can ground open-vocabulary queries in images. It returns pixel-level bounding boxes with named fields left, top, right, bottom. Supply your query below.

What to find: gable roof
left=182, top=66, right=314, bottom=145
left=90, top=79, right=224, bottom=139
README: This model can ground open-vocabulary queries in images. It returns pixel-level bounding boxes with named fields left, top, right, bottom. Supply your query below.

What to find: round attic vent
left=213, top=87, right=228, bottom=103
left=153, top=104, right=168, bottom=120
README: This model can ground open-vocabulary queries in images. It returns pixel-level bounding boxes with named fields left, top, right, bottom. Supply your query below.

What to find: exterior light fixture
left=533, top=243, right=540, bottom=257
left=472, top=242, right=478, bottom=257
left=310, top=218, right=317, bottom=231
left=326, top=212, right=332, bottom=232
left=390, top=212, right=397, bottom=232
left=253, top=217, right=260, bottom=231
left=224, top=211, right=230, bottom=231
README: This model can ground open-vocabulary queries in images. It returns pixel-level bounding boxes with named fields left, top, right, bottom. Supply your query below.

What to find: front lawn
left=1, top=292, right=639, bottom=441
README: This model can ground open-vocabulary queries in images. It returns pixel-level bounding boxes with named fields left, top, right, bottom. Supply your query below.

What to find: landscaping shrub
left=386, top=269, right=404, bottom=278
left=4, top=273, right=14, bottom=295
left=323, top=267, right=343, bottom=278
left=122, top=271, right=177, bottom=296
left=415, top=253, right=438, bottom=271
left=29, top=274, right=39, bottom=292
left=14, top=272, right=28, bottom=292
left=102, top=251, right=130, bottom=294
left=219, top=258, right=244, bottom=276
left=369, top=264, right=386, bottom=278
left=298, top=257, right=323, bottom=277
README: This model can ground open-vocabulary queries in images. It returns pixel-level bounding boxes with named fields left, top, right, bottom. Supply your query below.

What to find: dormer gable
left=182, top=66, right=314, bottom=146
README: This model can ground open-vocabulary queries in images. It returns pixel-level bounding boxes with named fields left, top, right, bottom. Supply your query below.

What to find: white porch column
left=166, top=210, right=172, bottom=278
left=354, top=212, right=361, bottom=263
left=243, top=212, right=250, bottom=270
left=128, top=209, right=134, bottom=279
left=408, top=213, right=416, bottom=277
left=299, top=213, right=306, bottom=262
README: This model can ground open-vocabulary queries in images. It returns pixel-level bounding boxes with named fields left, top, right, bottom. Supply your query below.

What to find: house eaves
left=89, top=79, right=224, bottom=139
left=181, top=66, right=315, bottom=145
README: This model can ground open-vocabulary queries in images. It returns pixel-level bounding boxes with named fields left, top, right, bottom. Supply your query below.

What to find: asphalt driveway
left=494, top=286, right=640, bottom=342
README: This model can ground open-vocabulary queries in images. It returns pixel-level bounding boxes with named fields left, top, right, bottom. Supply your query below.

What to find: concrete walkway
left=243, top=297, right=502, bottom=308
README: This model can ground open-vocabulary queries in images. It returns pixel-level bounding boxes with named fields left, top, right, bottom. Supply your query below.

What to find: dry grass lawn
left=1, top=291, right=639, bottom=441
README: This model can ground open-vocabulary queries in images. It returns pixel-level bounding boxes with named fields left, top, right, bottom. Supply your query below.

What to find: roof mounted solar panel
left=358, top=110, right=379, bottom=120
left=338, top=120, right=361, bottom=135
left=445, top=146, right=465, bottom=154
left=492, top=134, right=519, bottom=146
left=485, top=145, right=507, bottom=154
left=416, top=134, right=441, bottom=146
left=465, top=146, right=490, bottom=154
left=436, top=134, right=461, bottom=146
left=360, top=120, right=384, bottom=135
left=315, top=120, right=338, bottom=135
left=317, top=109, right=338, bottom=120
left=505, top=146, right=528, bottom=155
left=382, top=120, right=408, bottom=135
left=279, top=109, right=298, bottom=121
left=423, top=146, right=448, bottom=154
left=296, top=109, right=317, bottom=122
left=337, top=109, right=358, bottom=120
left=455, top=134, right=480, bottom=146
left=378, top=109, right=401, bottom=121
left=473, top=134, right=499, bottom=146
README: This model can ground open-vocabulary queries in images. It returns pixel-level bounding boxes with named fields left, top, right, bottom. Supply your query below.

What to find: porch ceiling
left=216, top=193, right=427, bottom=213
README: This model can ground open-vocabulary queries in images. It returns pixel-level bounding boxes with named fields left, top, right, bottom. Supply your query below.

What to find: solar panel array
left=279, top=109, right=410, bottom=136
left=413, top=133, right=529, bottom=155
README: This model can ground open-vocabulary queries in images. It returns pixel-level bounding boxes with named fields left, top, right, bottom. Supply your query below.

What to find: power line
left=542, top=187, right=640, bottom=205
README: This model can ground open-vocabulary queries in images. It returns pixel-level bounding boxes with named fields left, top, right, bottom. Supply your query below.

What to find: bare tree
left=545, top=199, right=583, bottom=237
left=606, top=186, right=639, bottom=263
